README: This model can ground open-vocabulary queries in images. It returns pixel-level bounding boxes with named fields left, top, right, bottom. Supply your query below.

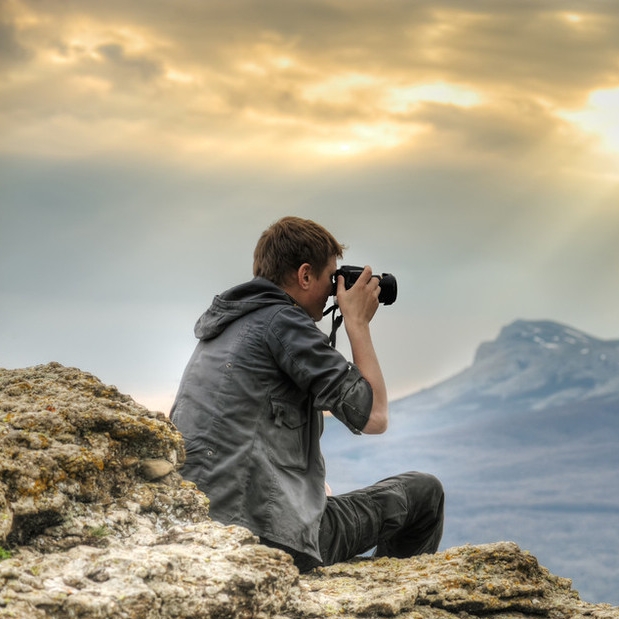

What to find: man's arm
left=336, top=266, right=388, bottom=434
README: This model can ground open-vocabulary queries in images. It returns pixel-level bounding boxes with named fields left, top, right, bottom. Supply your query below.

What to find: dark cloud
left=410, top=99, right=567, bottom=156
left=0, top=18, right=32, bottom=66
left=437, top=9, right=619, bottom=105
left=155, top=1, right=619, bottom=107
left=96, top=43, right=163, bottom=82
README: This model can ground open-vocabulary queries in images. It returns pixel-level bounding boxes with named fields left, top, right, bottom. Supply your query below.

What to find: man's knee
left=400, top=471, right=444, bottom=505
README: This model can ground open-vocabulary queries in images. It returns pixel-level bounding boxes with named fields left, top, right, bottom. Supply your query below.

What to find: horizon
left=2, top=315, right=617, bottom=412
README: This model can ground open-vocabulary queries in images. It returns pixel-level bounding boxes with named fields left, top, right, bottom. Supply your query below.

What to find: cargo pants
left=265, top=471, right=445, bottom=572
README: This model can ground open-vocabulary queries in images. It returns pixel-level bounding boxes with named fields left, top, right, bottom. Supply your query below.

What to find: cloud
left=2, top=0, right=619, bottom=167
left=94, top=42, right=163, bottom=83
left=0, top=17, right=31, bottom=66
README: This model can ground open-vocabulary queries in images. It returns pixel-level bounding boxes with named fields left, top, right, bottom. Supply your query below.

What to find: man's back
left=171, top=277, right=371, bottom=561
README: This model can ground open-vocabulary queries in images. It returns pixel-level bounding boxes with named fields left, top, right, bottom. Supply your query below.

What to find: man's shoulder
left=266, top=302, right=316, bottom=329
left=265, top=305, right=333, bottom=357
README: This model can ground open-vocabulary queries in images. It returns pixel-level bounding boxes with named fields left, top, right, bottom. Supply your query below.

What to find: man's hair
left=253, top=216, right=345, bottom=285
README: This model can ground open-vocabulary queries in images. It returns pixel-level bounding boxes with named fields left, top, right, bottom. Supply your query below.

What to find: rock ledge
left=1, top=363, right=617, bottom=619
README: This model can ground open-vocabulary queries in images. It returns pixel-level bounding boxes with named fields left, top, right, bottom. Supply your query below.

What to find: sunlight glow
left=312, top=122, right=424, bottom=157
left=166, top=69, right=196, bottom=84
left=303, top=73, right=380, bottom=103
left=564, top=13, right=583, bottom=24
left=561, top=87, right=619, bottom=155
left=386, top=83, right=482, bottom=112
left=47, top=51, right=74, bottom=64
left=274, top=56, right=294, bottom=69
left=237, top=50, right=296, bottom=76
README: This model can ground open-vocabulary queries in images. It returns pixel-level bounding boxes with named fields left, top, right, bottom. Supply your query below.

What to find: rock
left=0, top=521, right=296, bottom=619
left=139, top=459, right=176, bottom=481
left=1, top=363, right=618, bottom=619
left=291, top=542, right=619, bottom=618
left=0, top=362, right=209, bottom=551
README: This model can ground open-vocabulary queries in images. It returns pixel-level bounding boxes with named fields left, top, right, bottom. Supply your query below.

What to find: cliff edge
left=1, top=363, right=616, bottom=619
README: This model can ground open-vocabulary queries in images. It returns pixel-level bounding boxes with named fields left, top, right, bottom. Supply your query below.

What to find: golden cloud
left=1, top=0, right=618, bottom=167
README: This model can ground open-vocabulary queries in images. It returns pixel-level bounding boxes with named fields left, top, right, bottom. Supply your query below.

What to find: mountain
left=396, top=319, right=619, bottom=414
left=320, top=319, right=619, bottom=606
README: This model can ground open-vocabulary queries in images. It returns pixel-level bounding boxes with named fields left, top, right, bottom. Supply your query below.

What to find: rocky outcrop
left=0, top=362, right=208, bottom=551
left=1, top=363, right=617, bottom=619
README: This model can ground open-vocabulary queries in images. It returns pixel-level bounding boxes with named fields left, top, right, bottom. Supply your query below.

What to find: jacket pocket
left=265, top=399, right=308, bottom=471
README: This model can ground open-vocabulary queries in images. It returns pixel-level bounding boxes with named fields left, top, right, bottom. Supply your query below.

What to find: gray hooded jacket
left=170, top=277, right=372, bottom=563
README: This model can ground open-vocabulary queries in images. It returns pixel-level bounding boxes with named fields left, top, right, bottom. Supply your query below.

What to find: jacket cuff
left=332, top=368, right=373, bottom=434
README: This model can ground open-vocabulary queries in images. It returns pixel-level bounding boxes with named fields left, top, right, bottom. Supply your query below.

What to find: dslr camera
left=331, top=265, right=397, bottom=305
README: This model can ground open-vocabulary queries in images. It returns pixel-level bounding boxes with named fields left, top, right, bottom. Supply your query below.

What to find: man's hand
left=336, top=266, right=380, bottom=326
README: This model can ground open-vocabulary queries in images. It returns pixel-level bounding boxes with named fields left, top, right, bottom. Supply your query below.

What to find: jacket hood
left=194, top=277, right=295, bottom=341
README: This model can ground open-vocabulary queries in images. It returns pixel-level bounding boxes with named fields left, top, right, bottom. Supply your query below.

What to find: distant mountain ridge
left=396, top=319, right=619, bottom=413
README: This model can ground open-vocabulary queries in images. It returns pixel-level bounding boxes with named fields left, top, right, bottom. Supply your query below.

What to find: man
left=170, top=216, right=444, bottom=571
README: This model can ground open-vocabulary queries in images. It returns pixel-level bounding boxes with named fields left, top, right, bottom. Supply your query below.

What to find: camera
left=331, top=265, right=397, bottom=305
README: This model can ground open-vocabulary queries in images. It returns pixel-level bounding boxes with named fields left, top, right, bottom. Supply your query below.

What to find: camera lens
left=378, top=273, right=397, bottom=305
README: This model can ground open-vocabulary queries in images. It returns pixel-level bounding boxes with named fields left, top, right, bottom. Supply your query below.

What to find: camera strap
left=323, top=303, right=343, bottom=347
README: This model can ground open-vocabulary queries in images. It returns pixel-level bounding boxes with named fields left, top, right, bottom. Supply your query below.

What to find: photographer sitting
left=170, top=216, right=444, bottom=571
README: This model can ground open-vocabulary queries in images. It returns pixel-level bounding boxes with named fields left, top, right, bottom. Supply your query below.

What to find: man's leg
left=319, top=471, right=444, bottom=567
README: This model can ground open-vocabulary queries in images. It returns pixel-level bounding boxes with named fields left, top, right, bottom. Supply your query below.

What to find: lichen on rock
left=0, top=362, right=207, bottom=550
left=1, top=363, right=618, bottom=619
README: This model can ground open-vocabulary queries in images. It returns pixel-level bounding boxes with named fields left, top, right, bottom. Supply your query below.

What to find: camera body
left=332, top=265, right=397, bottom=305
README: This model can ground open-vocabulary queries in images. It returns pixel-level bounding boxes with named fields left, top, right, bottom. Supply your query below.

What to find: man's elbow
left=362, top=408, right=389, bottom=434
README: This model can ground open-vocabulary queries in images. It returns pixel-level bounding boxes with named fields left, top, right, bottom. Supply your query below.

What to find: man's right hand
left=336, top=265, right=380, bottom=327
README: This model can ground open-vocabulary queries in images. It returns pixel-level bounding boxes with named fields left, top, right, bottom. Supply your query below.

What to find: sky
left=1, top=0, right=619, bottom=413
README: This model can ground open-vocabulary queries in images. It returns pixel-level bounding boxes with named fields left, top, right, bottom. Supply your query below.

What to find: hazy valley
left=321, top=319, right=619, bottom=605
